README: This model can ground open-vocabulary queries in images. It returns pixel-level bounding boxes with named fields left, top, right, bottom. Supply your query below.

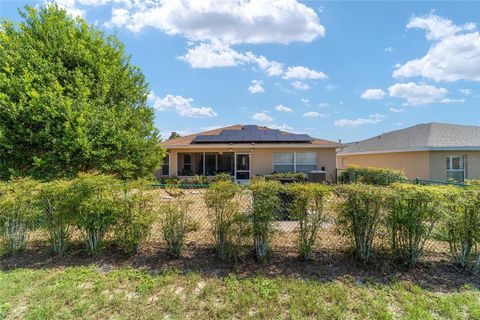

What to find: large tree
left=0, top=5, right=164, bottom=180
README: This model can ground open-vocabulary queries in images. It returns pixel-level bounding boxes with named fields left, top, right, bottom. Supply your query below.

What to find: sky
left=1, top=0, right=480, bottom=143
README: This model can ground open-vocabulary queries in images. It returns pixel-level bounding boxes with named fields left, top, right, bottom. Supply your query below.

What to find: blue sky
left=2, top=1, right=480, bottom=142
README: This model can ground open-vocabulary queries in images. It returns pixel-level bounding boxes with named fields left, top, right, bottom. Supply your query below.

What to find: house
left=337, top=123, right=480, bottom=182
left=159, top=125, right=342, bottom=183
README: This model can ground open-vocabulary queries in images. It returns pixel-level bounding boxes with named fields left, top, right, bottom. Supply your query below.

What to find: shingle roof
left=162, top=125, right=342, bottom=148
left=339, top=123, right=480, bottom=155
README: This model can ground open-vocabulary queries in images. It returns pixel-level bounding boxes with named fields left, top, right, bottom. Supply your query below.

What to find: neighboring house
left=337, top=123, right=480, bottom=182
left=159, top=125, right=342, bottom=183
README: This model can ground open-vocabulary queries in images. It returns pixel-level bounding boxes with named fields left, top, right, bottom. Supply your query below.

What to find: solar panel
left=191, top=125, right=314, bottom=144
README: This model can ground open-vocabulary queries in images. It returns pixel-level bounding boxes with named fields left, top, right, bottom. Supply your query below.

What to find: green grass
left=0, top=267, right=479, bottom=319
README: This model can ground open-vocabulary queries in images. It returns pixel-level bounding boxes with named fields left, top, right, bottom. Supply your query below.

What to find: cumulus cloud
left=269, top=123, right=294, bottom=131
left=393, top=14, right=480, bottom=82
left=248, top=80, right=265, bottom=94
left=384, top=46, right=394, bottom=53
left=302, top=111, right=324, bottom=118
left=439, top=98, right=465, bottom=104
left=389, top=107, right=405, bottom=113
left=252, top=112, right=274, bottom=123
left=388, top=82, right=448, bottom=106
left=282, top=66, right=328, bottom=80
left=459, top=88, right=473, bottom=96
left=291, top=81, right=310, bottom=90
left=319, top=102, right=329, bottom=108
left=148, top=92, right=217, bottom=117
left=334, top=114, right=385, bottom=127
left=325, top=84, right=337, bottom=91
left=275, top=104, right=292, bottom=113
left=360, top=88, right=386, bottom=100
left=104, top=0, right=325, bottom=44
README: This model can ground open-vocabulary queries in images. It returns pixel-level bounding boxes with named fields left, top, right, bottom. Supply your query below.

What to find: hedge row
left=339, top=165, right=407, bottom=185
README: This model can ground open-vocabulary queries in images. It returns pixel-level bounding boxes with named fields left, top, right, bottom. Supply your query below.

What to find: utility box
left=308, top=170, right=327, bottom=183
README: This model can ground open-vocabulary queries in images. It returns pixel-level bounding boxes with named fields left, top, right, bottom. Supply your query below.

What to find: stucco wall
left=337, top=151, right=430, bottom=180
left=429, top=151, right=480, bottom=180
left=167, top=147, right=337, bottom=182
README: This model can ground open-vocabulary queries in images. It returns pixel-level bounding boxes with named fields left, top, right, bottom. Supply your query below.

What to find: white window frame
left=272, top=152, right=317, bottom=173
left=446, top=155, right=465, bottom=181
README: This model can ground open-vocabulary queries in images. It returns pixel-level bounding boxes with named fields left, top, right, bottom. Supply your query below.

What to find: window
left=273, top=152, right=317, bottom=173
left=296, top=152, right=317, bottom=173
left=273, top=152, right=295, bottom=173
left=181, top=154, right=192, bottom=175
left=161, top=154, right=169, bottom=176
left=446, top=156, right=465, bottom=182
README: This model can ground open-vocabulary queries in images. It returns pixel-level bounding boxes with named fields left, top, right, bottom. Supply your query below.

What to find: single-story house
left=337, top=122, right=480, bottom=182
left=159, top=125, right=342, bottom=183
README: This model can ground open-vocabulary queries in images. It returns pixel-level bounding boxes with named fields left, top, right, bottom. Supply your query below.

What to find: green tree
left=168, top=132, right=181, bottom=140
left=0, top=5, right=164, bottom=180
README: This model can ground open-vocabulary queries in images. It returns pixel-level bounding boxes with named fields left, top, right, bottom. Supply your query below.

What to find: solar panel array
left=192, top=125, right=314, bottom=143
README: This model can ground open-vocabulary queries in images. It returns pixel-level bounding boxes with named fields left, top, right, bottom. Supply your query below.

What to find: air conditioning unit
left=308, top=170, right=327, bottom=183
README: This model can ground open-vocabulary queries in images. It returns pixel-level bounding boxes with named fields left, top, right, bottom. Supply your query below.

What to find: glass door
left=235, top=153, right=250, bottom=183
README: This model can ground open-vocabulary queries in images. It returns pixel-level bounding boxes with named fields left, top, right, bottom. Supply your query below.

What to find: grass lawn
left=1, top=266, right=479, bottom=319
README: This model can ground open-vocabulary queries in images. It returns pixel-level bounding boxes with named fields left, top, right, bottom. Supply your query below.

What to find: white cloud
left=105, top=0, right=325, bottom=44
left=283, top=66, right=328, bottom=79
left=269, top=123, right=294, bottom=131
left=393, top=14, right=480, bottom=82
left=275, top=104, right=292, bottom=113
left=439, top=98, right=465, bottom=104
left=50, top=0, right=86, bottom=17
left=388, top=82, right=448, bottom=105
left=384, top=46, right=394, bottom=53
left=252, top=112, right=274, bottom=123
left=148, top=92, right=217, bottom=117
left=459, top=88, right=473, bottom=96
left=389, top=107, right=405, bottom=113
left=361, top=88, right=386, bottom=100
left=301, top=98, right=310, bottom=104
left=291, top=81, right=310, bottom=90
left=248, top=80, right=265, bottom=94
left=334, top=114, right=385, bottom=127
left=325, top=84, right=337, bottom=91
left=302, top=111, right=324, bottom=118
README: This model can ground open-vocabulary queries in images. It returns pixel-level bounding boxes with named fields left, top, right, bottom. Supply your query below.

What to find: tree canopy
left=168, top=132, right=181, bottom=140
left=0, top=5, right=164, bottom=180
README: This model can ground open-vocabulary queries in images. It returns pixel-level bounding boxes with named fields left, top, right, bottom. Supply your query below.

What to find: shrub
left=385, top=184, right=445, bottom=266
left=250, top=180, right=281, bottom=262
left=205, top=180, right=248, bottom=261
left=465, top=179, right=480, bottom=186
left=288, top=183, right=331, bottom=260
left=115, top=181, right=157, bottom=255
left=443, top=188, right=480, bottom=270
left=161, top=197, right=191, bottom=258
left=211, top=173, right=233, bottom=183
left=68, top=173, right=122, bottom=254
left=0, top=178, right=41, bottom=256
left=336, top=184, right=385, bottom=263
left=158, top=176, right=181, bottom=185
left=37, top=180, right=72, bottom=254
left=339, top=166, right=407, bottom=186
left=265, top=172, right=307, bottom=183
left=183, top=175, right=208, bottom=185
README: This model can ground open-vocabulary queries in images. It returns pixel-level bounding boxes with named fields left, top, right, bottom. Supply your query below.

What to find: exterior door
left=235, top=153, right=251, bottom=183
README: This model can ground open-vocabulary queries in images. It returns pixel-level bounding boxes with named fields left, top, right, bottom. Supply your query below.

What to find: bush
left=211, top=173, right=233, bottom=183
left=443, top=188, right=480, bottom=270
left=68, top=173, right=122, bottom=254
left=265, top=172, right=307, bottom=183
left=385, top=184, right=444, bottom=266
left=288, top=183, right=331, bottom=260
left=336, top=184, right=385, bottom=263
left=0, top=178, right=41, bottom=256
left=465, top=179, right=480, bottom=186
left=158, top=176, right=181, bottom=185
left=114, top=181, right=157, bottom=255
left=250, top=180, right=281, bottom=262
left=339, top=166, right=407, bottom=186
left=205, top=180, right=248, bottom=261
left=161, top=197, right=191, bottom=258
left=37, top=180, right=72, bottom=254
left=183, top=175, right=208, bottom=185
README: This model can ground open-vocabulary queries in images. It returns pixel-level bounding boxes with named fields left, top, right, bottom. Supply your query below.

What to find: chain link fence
left=152, top=185, right=450, bottom=260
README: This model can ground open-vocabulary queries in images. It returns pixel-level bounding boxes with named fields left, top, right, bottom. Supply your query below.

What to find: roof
left=162, top=125, right=342, bottom=148
left=339, top=123, right=480, bottom=155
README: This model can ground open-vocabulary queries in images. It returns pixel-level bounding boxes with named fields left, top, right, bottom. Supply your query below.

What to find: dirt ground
left=1, top=188, right=479, bottom=293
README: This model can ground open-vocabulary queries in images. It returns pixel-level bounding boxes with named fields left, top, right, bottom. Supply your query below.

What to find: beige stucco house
left=160, top=125, right=342, bottom=183
left=337, top=123, right=480, bottom=182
